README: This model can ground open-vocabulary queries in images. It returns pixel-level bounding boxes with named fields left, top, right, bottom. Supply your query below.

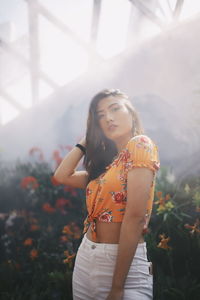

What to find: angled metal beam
left=27, top=0, right=40, bottom=105
left=129, top=0, right=164, bottom=29
left=37, top=1, right=104, bottom=63
left=126, top=4, right=140, bottom=47
left=166, top=0, right=173, bottom=14
left=156, top=2, right=167, bottom=18
left=173, top=0, right=184, bottom=20
left=0, top=99, right=2, bottom=126
left=90, top=0, right=102, bottom=45
left=0, top=39, right=58, bottom=89
left=0, top=88, right=25, bottom=112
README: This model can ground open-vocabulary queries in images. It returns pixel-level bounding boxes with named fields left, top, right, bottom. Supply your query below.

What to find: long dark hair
left=84, top=89, right=144, bottom=182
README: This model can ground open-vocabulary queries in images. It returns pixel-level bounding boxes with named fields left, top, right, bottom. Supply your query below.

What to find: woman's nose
left=105, top=111, right=113, bottom=122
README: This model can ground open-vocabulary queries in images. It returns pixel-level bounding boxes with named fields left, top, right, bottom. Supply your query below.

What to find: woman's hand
left=106, top=288, right=124, bottom=300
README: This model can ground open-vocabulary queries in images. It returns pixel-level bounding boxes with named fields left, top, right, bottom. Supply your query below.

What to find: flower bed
left=0, top=151, right=199, bottom=300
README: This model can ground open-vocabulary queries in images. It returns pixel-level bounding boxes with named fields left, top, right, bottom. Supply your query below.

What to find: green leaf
left=163, top=213, right=168, bottom=222
left=171, top=211, right=183, bottom=221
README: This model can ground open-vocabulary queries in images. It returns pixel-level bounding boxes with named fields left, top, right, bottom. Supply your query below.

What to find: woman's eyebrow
left=96, top=102, right=119, bottom=113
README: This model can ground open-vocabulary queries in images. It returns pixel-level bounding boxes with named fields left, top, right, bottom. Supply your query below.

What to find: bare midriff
left=86, top=220, right=145, bottom=244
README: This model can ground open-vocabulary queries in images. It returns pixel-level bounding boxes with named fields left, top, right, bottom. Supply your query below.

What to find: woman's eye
left=111, top=106, right=120, bottom=112
left=97, top=114, right=104, bottom=119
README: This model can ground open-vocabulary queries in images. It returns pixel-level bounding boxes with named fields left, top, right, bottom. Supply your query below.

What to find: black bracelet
left=75, top=143, right=86, bottom=154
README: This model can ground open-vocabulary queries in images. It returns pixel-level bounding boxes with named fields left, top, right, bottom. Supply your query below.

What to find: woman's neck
left=114, top=133, right=132, bottom=153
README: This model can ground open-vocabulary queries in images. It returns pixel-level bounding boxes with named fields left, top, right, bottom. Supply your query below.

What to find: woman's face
left=96, top=96, right=133, bottom=142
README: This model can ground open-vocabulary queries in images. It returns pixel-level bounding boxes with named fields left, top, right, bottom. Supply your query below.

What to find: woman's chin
left=105, top=133, right=119, bottom=141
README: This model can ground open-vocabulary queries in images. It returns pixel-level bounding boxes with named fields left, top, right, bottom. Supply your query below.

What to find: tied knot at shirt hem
left=83, top=217, right=149, bottom=242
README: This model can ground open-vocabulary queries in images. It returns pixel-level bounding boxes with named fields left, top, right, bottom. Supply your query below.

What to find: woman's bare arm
left=53, top=137, right=88, bottom=189
left=106, top=167, right=154, bottom=299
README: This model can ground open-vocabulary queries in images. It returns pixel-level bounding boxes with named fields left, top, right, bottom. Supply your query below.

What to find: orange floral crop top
left=83, top=135, right=160, bottom=241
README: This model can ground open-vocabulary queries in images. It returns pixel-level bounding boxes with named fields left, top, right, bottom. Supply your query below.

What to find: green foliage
left=0, top=158, right=84, bottom=300
left=0, top=160, right=199, bottom=300
left=146, top=167, right=200, bottom=300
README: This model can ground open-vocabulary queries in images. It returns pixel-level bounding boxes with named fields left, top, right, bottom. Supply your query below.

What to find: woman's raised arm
left=53, top=137, right=88, bottom=189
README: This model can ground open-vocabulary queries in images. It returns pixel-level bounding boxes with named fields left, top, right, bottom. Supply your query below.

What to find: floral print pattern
left=83, top=135, right=160, bottom=241
left=86, top=187, right=92, bottom=197
left=98, top=210, right=113, bottom=222
left=110, top=191, right=126, bottom=204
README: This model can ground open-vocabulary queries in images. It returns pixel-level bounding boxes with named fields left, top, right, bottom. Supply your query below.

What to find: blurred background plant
left=0, top=152, right=199, bottom=300
left=0, top=147, right=85, bottom=300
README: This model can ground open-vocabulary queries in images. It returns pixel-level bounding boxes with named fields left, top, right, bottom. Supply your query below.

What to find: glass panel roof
left=0, top=0, right=200, bottom=125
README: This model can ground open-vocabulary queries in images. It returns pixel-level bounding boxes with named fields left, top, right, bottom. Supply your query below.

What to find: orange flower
left=63, top=249, right=76, bottom=266
left=60, top=235, right=68, bottom=243
left=184, top=219, right=200, bottom=234
left=62, top=223, right=82, bottom=239
left=64, top=250, right=70, bottom=257
left=64, top=185, right=77, bottom=196
left=157, top=233, right=171, bottom=250
left=73, top=232, right=81, bottom=239
left=62, top=225, right=74, bottom=235
left=155, top=193, right=171, bottom=205
left=73, top=224, right=81, bottom=239
left=155, top=197, right=165, bottom=206
left=51, top=176, right=61, bottom=186
left=30, top=224, right=40, bottom=231
left=156, top=191, right=163, bottom=198
left=23, top=238, right=33, bottom=246
left=155, top=192, right=174, bottom=214
left=55, top=198, right=70, bottom=208
left=52, top=150, right=63, bottom=166
left=63, top=253, right=76, bottom=264
left=165, top=194, right=171, bottom=201
left=29, top=147, right=44, bottom=161
left=29, top=217, right=39, bottom=224
left=42, top=203, right=56, bottom=213
left=20, top=176, right=39, bottom=189
left=30, top=249, right=38, bottom=260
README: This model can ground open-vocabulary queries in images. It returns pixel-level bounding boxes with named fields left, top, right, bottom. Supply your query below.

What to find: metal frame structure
left=0, top=0, right=184, bottom=126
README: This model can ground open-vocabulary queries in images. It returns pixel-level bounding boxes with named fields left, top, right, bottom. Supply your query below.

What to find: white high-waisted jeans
left=72, top=233, right=153, bottom=300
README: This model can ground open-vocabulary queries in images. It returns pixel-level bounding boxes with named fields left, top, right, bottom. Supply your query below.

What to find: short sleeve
left=124, top=135, right=160, bottom=175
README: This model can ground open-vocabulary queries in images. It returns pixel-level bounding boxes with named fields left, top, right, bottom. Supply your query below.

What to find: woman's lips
left=108, top=124, right=118, bottom=131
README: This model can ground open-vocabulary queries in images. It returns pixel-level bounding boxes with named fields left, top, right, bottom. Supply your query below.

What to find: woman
left=54, top=89, right=160, bottom=300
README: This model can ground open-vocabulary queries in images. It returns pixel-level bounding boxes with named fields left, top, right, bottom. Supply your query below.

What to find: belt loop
left=143, top=242, right=147, bottom=257
left=81, top=233, right=87, bottom=248
left=149, top=262, right=153, bottom=275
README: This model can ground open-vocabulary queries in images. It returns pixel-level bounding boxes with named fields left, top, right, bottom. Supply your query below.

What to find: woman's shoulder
left=125, top=134, right=160, bottom=171
left=127, top=134, right=155, bottom=147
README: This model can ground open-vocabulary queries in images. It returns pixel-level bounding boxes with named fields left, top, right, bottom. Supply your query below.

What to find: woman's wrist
left=75, top=143, right=86, bottom=154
